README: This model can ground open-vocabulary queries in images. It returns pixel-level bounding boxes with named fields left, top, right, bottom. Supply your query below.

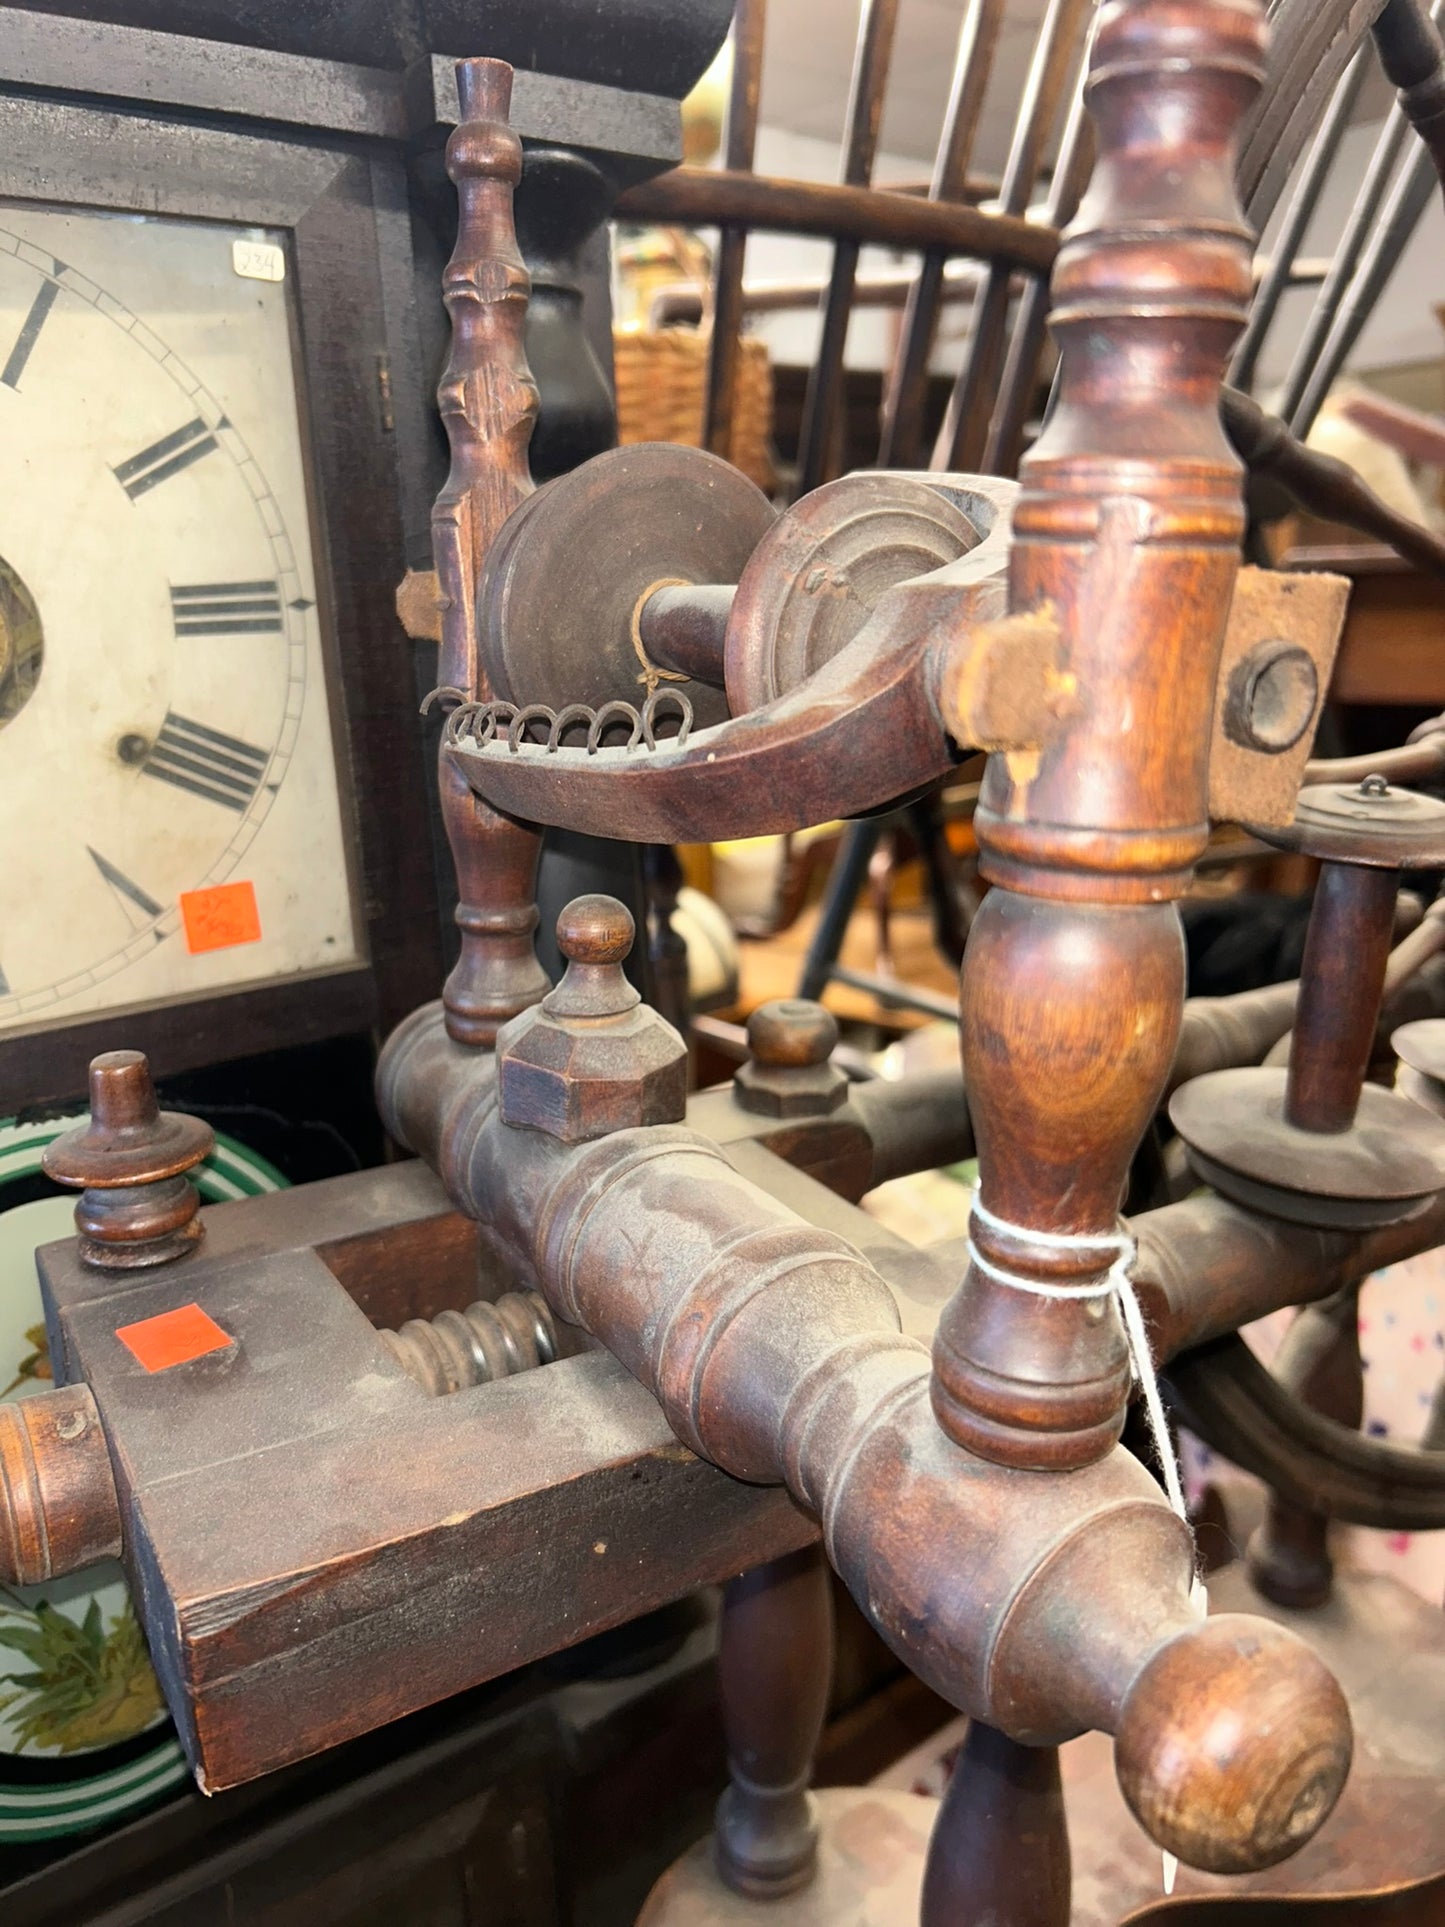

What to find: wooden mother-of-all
left=11, top=1, right=1445, bottom=1921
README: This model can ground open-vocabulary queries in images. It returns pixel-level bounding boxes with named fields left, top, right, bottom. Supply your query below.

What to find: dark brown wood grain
left=429, top=59, right=550, bottom=1048
left=617, top=167, right=1059, bottom=271
left=920, top=1724, right=1070, bottom=1927
left=933, top=0, right=1268, bottom=1472
left=1286, top=864, right=1399, bottom=1133
left=34, top=1192, right=816, bottom=1791
left=27, top=10, right=1445, bottom=1906
left=714, top=1545, right=834, bottom=1896
left=0, top=1384, right=121, bottom=1588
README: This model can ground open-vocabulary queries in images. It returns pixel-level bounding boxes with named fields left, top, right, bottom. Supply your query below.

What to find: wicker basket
left=613, top=325, right=775, bottom=495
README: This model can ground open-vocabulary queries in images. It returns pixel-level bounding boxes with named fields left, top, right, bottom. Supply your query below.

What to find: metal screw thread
left=380, top=1289, right=557, bottom=1397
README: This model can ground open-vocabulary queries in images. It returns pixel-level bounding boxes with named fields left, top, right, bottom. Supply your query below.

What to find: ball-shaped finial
left=556, top=895, right=636, bottom=969
left=735, top=999, right=847, bottom=1118
left=1114, top=1614, right=1352, bottom=1874
left=746, top=1000, right=839, bottom=1069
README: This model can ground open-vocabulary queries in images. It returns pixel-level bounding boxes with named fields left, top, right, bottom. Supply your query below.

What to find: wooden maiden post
left=933, top=0, right=1270, bottom=1472
left=432, top=58, right=550, bottom=1046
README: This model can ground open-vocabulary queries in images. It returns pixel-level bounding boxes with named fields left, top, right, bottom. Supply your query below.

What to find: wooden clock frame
left=0, top=51, right=444, bottom=1110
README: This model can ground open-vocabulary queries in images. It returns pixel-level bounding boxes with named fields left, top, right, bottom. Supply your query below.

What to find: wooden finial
left=42, top=1051, right=214, bottom=1268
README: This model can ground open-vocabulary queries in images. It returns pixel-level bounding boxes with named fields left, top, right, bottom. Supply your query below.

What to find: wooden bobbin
left=1172, top=779, right=1445, bottom=1228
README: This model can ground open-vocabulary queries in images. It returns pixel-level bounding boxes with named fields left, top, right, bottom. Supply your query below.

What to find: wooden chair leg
left=715, top=1543, right=835, bottom=1898
left=920, top=1723, right=1070, bottom=1927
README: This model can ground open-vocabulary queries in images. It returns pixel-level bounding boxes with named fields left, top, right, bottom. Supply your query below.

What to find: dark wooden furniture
left=0, top=13, right=444, bottom=1108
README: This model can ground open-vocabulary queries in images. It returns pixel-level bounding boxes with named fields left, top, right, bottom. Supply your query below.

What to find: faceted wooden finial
left=735, top=1000, right=847, bottom=1118
left=497, top=896, right=686, bottom=1142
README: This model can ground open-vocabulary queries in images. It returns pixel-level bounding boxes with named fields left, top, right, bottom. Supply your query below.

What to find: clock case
left=0, top=9, right=446, bottom=1110
left=0, top=0, right=732, bottom=1112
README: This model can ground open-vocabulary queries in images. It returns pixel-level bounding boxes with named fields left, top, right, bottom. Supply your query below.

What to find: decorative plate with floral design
left=0, top=1114, right=285, bottom=1839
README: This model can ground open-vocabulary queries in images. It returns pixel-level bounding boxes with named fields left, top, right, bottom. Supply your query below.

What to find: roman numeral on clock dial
left=171, top=581, right=283, bottom=637
left=2, top=278, right=58, bottom=390
left=113, top=418, right=218, bottom=499
left=141, top=712, right=268, bottom=812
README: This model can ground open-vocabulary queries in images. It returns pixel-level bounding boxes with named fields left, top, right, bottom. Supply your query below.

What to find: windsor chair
left=619, top=0, right=1445, bottom=1034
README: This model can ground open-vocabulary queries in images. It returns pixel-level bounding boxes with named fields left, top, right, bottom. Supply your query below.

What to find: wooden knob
left=555, top=894, right=635, bottom=969
left=1114, top=1613, right=1352, bottom=1873
left=42, top=1051, right=214, bottom=1268
left=747, top=1000, right=838, bottom=1069
left=0, top=1385, right=123, bottom=1587
left=43, top=1051, right=213, bottom=1189
left=736, top=1000, right=847, bottom=1119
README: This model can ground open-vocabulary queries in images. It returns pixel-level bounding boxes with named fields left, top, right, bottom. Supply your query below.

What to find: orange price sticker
left=180, top=879, right=262, bottom=955
left=115, top=1303, right=234, bottom=1374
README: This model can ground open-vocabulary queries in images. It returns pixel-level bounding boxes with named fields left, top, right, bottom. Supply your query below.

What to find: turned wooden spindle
left=920, top=1724, right=1070, bottom=1927
left=434, top=58, right=549, bottom=1047
left=1374, top=0, right=1445, bottom=202
left=1248, top=1289, right=1365, bottom=1607
left=932, top=0, right=1267, bottom=1471
left=1286, top=853, right=1399, bottom=1134
left=714, top=1545, right=834, bottom=1897
left=1239, top=833, right=1392, bottom=1605
left=1222, top=386, right=1445, bottom=580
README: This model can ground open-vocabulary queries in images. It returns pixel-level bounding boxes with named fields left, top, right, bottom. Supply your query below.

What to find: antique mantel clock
left=0, top=9, right=443, bottom=1110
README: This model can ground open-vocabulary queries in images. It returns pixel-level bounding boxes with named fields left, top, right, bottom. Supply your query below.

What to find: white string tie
left=968, top=1188, right=1205, bottom=1896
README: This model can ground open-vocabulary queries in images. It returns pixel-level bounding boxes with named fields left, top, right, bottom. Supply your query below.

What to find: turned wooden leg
left=1248, top=1289, right=1365, bottom=1607
left=645, top=843, right=692, bottom=1040
left=920, top=1723, right=1070, bottom=1927
left=439, top=759, right=549, bottom=1046
left=715, top=1543, right=834, bottom=1899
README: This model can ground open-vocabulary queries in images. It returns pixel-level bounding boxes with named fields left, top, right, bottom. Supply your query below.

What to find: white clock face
left=0, top=203, right=360, bottom=1041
